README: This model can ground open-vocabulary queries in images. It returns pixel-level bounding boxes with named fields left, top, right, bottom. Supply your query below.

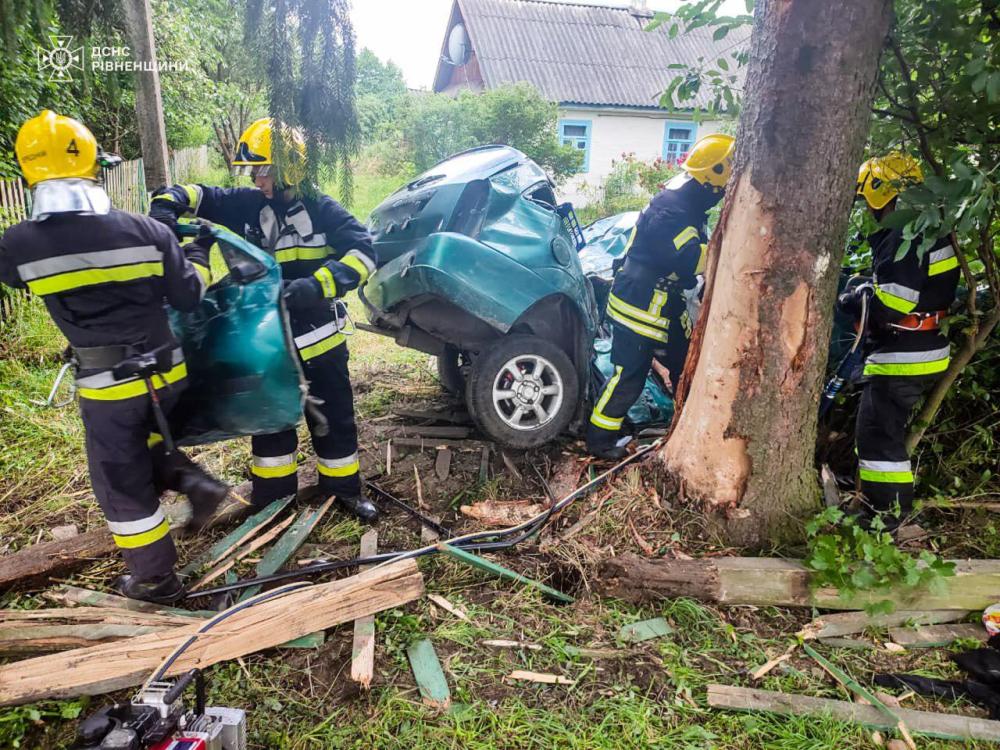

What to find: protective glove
left=192, top=222, right=215, bottom=251
left=283, top=277, right=325, bottom=314
left=836, top=282, right=873, bottom=318
left=149, top=190, right=186, bottom=229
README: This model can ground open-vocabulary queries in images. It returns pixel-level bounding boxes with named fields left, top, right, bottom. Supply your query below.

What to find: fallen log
left=1, top=502, right=189, bottom=590
left=888, top=623, right=987, bottom=648
left=597, top=554, right=1000, bottom=611
left=0, top=558, right=424, bottom=707
left=707, top=684, right=1000, bottom=742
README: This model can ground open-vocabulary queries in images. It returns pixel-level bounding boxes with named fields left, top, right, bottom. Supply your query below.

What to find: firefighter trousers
left=79, top=384, right=184, bottom=581
left=250, top=338, right=360, bottom=506
left=855, top=373, right=936, bottom=518
left=586, top=320, right=689, bottom=450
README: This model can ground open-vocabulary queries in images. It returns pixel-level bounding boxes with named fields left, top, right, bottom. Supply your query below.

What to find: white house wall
left=556, top=106, right=727, bottom=207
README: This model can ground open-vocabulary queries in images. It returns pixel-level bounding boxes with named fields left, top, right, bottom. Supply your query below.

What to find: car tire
left=466, top=335, right=579, bottom=449
left=435, top=346, right=467, bottom=396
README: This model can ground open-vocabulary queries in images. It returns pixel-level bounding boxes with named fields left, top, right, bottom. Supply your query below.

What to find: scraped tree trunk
left=662, top=0, right=893, bottom=547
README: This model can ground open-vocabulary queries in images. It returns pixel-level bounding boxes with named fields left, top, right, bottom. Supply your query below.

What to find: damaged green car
left=361, top=146, right=602, bottom=448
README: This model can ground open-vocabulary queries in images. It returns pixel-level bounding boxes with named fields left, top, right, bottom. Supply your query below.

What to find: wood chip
left=413, top=465, right=425, bottom=510
left=618, top=618, right=673, bottom=644
left=407, top=638, right=451, bottom=710
left=427, top=594, right=471, bottom=622
left=434, top=448, right=452, bottom=481
left=506, top=670, right=573, bottom=685
left=751, top=646, right=796, bottom=680
left=482, top=639, right=541, bottom=651
left=50, top=525, right=79, bottom=542
left=459, top=499, right=545, bottom=527
left=883, top=642, right=906, bottom=653
left=351, top=530, right=378, bottom=689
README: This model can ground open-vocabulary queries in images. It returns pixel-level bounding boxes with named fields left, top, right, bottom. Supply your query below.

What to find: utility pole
left=122, top=0, right=171, bottom=189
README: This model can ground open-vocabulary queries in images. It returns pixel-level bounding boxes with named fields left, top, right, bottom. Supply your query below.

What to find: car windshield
left=398, top=147, right=520, bottom=194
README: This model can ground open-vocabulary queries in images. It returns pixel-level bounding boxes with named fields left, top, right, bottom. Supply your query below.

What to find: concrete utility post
left=122, top=0, right=171, bottom=190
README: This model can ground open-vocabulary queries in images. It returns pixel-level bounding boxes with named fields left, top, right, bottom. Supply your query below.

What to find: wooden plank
left=238, top=498, right=334, bottom=601
left=435, top=448, right=452, bottom=481
left=45, top=586, right=212, bottom=618
left=179, top=496, right=294, bottom=577
left=406, top=639, right=451, bottom=710
left=506, top=670, right=573, bottom=686
left=0, top=608, right=196, bottom=627
left=350, top=530, right=378, bottom=689
left=0, top=530, right=117, bottom=589
left=888, top=623, right=987, bottom=648
left=618, top=618, right=673, bottom=644
left=707, top=684, right=1000, bottom=743
left=437, top=543, right=574, bottom=604
left=392, top=407, right=471, bottom=425
left=0, top=558, right=424, bottom=706
left=0, top=624, right=167, bottom=654
left=598, top=554, right=1000, bottom=611
left=391, top=426, right=470, bottom=440
left=190, top=513, right=297, bottom=591
left=798, top=610, right=971, bottom=639
left=393, top=438, right=486, bottom=451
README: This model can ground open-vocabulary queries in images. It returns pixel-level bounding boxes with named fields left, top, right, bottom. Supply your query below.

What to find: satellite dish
left=446, top=23, right=470, bottom=66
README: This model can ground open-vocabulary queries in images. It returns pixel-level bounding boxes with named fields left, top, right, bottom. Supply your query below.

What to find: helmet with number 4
left=15, top=110, right=101, bottom=187
left=233, top=118, right=307, bottom=187
left=856, top=153, right=923, bottom=210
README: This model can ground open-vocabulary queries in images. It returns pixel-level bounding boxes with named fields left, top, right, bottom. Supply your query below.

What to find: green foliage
left=400, top=83, right=582, bottom=182
left=805, top=507, right=956, bottom=614
left=244, top=0, right=360, bottom=203
left=577, top=153, right=681, bottom=225
left=0, top=698, right=85, bottom=748
left=649, top=0, right=751, bottom=118
left=355, top=47, right=408, bottom=145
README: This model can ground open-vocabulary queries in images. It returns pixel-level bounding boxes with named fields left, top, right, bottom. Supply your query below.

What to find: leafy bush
left=576, top=153, right=682, bottom=225
left=400, top=83, right=582, bottom=182
left=805, top=507, right=956, bottom=614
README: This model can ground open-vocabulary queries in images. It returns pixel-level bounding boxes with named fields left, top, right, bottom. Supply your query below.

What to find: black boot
left=163, top=452, right=230, bottom=530
left=587, top=438, right=627, bottom=461
left=336, top=493, right=379, bottom=523
left=114, top=571, right=185, bottom=605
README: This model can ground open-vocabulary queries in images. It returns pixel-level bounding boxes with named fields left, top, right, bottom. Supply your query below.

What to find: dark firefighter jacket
left=865, top=227, right=960, bottom=377
left=606, top=177, right=714, bottom=344
left=0, top=210, right=208, bottom=396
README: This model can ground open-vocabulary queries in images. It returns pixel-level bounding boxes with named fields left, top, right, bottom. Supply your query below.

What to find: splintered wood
left=0, top=559, right=424, bottom=706
left=350, top=530, right=378, bottom=689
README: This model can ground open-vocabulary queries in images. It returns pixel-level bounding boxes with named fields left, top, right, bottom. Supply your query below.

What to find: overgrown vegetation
left=804, top=507, right=956, bottom=615
left=576, top=153, right=681, bottom=225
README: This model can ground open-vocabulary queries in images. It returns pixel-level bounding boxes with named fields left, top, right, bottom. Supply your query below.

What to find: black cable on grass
left=187, top=440, right=661, bottom=600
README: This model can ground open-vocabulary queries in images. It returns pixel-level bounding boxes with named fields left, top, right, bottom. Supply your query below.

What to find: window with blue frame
left=559, top=119, right=592, bottom=173
left=662, top=121, right=697, bottom=164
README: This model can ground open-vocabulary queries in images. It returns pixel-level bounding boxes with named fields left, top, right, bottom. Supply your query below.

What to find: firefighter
left=840, top=153, right=960, bottom=529
left=149, top=119, right=379, bottom=522
left=0, top=111, right=227, bottom=603
left=587, top=134, right=735, bottom=460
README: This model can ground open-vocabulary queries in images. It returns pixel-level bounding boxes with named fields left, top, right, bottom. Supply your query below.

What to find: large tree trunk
left=122, top=0, right=171, bottom=189
left=662, top=0, right=893, bottom=547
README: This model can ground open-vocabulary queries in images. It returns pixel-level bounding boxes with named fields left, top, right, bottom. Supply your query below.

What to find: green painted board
left=438, top=543, right=575, bottom=604
left=407, top=638, right=451, bottom=709
left=179, top=496, right=294, bottom=577
left=281, top=632, right=326, bottom=649
left=618, top=618, right=673, bottom=644
left=237, top=503, right=329, bottom=602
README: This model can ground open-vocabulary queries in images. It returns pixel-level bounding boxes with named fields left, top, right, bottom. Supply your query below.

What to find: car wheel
left=435, top=346, right=467, bottom=395
left=466, top=335, right=579, bottom=449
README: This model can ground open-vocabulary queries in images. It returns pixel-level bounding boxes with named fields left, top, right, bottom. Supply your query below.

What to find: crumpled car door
left=168, top=224, right=306, bottom=446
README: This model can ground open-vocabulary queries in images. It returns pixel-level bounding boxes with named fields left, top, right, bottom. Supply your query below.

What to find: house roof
left=435, top=0, right=749, bottom=110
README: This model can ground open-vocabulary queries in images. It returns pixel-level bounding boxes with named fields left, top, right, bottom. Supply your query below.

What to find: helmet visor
left=234, top=164, right=273, bottom=179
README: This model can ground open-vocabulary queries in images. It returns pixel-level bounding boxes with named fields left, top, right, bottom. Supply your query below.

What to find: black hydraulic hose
left=367, top=482, right=452, bottom=539
left=186, top=441, right=661, bottom=600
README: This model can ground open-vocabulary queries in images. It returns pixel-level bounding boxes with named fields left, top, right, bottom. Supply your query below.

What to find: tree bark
left=122, top=0, right=171, bottom=189
left=663, top=0, right=893, bottom=547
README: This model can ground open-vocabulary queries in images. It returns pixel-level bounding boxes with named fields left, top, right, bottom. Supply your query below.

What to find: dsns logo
left=38, top=36, right=84, bottom=82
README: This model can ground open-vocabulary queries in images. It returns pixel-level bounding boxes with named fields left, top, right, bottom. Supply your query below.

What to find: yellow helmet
left=15, top=110, right=100, bottom=187
left=856, top=153, right=923, bottom=210
left=681, top=133, right=736, bottom=189
left=233, top=117, right=306, bottom=186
